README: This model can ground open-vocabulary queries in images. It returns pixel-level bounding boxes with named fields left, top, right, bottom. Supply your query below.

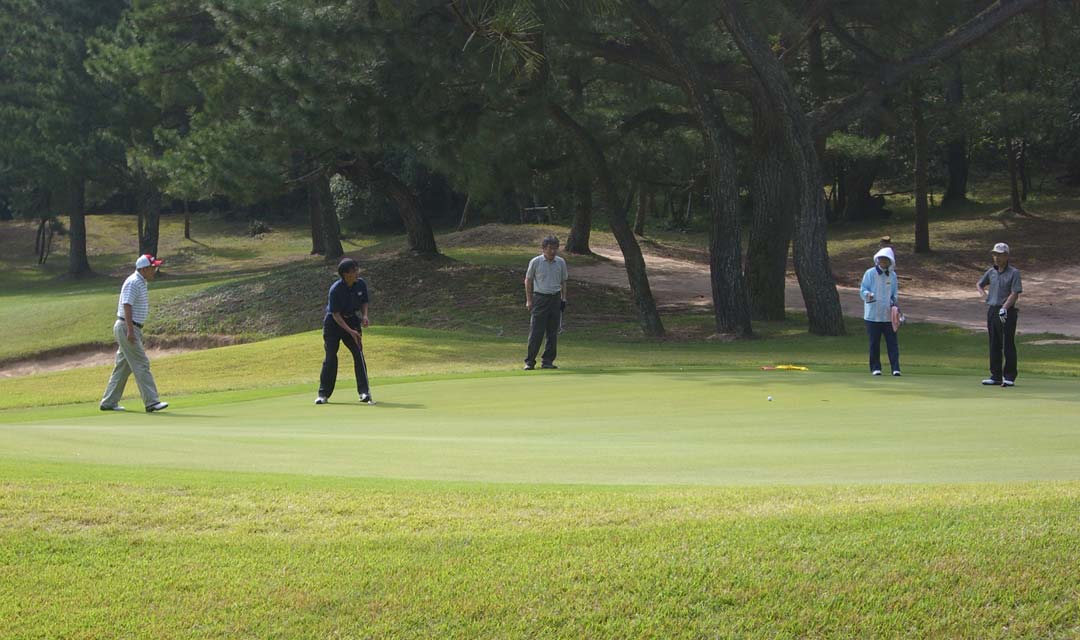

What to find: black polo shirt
left=325, top=277, right=369, bottom=320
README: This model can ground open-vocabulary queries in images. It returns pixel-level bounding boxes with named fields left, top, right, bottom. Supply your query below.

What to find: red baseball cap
left=135, top=254, right=163, bottom=268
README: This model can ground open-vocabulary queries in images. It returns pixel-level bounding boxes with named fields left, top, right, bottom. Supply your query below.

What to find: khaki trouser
left=100, top=320, right=160, bottom=409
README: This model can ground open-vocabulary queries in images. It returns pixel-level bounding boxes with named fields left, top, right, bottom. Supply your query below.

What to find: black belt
left=535, top=292, right=560, bottom=296
left=118, top=317, right=144, bottom=328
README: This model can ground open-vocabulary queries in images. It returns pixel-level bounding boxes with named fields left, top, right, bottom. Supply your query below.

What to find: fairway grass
left=1, top=463, right=1078, bottom=638
left=3, top=370, right=1080, bottom=485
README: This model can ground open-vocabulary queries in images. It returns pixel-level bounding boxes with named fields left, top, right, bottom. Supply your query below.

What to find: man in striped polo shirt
left=99, top=254, right=169, bottom=413
left=523, top=235, right=568, bottom=370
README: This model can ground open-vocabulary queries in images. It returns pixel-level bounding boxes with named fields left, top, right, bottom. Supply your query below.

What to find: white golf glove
left=998, top=307, right=1008, bottom=323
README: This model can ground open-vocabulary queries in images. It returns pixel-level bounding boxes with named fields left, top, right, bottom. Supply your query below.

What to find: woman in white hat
left=859, top=247, right=901, bottom=376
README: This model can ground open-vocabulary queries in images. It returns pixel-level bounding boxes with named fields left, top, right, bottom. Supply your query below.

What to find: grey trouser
left=100, top=320, right=160, bottom=409
left=525, top=293, right=561, bottom=366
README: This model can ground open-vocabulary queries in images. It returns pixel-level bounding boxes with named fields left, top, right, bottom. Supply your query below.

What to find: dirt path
left=573, top=247, right=1080, bottom=339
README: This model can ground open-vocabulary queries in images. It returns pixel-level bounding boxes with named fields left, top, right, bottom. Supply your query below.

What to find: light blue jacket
left=860, top=248, right=898, bottom=322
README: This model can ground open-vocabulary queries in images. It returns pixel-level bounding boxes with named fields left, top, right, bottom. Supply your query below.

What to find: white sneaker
left=359, top=393, right=376, bottom=405
left=314, top=396, right=328, bottom=405
left=145, top=401, right=169, bottom=413
left=892, top=371, right=902, bottom=377
left=99, top=405, right=126, bottom=412
left=982, top=378, right=1001, bottom=385
left=1001, top=380, right=1015, bottom=387
left=871, top=370, right=882, bottom=376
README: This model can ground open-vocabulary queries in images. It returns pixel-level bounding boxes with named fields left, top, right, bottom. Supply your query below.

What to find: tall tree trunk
left=747, top=84, right=795, bottom=321
left=42, top=225, right=54, bottom=264
left=1018, top=139, right=1030, bottom=201
left=718, top=0, right=845, bottom=335
left=457, top=193, right=471, bottom=232
left=138, top=180, right=162, bottom=257
left=183, top=200, right=191, bottom=240
left=633, top=184, right=648, bottom=236
left=942, top=62, right=969, bottom=206
left=807, top=24, right=830, bottom=202
left=1006, top=136, right=1024, bottom=213
left=66, top=177, right=90, bottom=275
left=629, top=0, right=752, bottom=338
left=565, top=175, right=593, bottom=254
left=833, top=162, right=847, bottom=219
left=840, top=161, right=882, bottom=221
left=998, top=57, right=1024, bottom=214
left=340, top=157, right=438, bottom=255
left=35, top=217, right=46, bottom=259
left=912, top=80, right=931, bottom=253
left=547, top=102, right=664, bottom=337
left=315, top=173, right=344, bottom=260
left=307, top=182, right=326, bottom=255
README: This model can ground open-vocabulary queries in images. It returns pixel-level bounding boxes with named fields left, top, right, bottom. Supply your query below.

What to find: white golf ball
left=767, top=396, right=773, bottom=401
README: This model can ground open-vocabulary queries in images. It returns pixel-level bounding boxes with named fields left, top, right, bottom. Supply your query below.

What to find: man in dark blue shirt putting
left=315, top=257, right=374, bottom=405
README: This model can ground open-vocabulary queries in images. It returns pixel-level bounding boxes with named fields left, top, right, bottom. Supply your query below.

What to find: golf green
left=2, top=369, right=1077, bottom=485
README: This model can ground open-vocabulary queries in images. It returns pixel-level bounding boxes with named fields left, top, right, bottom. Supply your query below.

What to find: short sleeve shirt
left=117, top=271, right=150, bottom=324
left=978, top=265, right=1022, bottom=307
left=325, top=277, right=369, bottom=317
left=525, top=255, right=567, bottom=295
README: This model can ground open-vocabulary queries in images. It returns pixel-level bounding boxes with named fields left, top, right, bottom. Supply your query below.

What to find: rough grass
left=1, top=463, right=1078, bottom=639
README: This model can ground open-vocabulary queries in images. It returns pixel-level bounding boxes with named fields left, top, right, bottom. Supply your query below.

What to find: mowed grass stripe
left=3, top=371, right=1078, bottom=485
left=1, top=465, right=1077, bottom=639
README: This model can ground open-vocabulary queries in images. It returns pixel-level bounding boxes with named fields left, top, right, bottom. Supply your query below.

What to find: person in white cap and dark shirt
left=99, top=254, right=169, bottom=412
left=977, top=242, right=1022, bottom=387
left=859, top=246, right=901, bottom=376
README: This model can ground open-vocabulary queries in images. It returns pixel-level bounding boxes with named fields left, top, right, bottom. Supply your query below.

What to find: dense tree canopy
left=2, top=0, right=1077, bottom=333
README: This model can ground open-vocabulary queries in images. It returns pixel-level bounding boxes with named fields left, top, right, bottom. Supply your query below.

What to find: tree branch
left=823, top=11, right=890, bottom=69
left=777, top=0, right=833, bottom=61
left=810, top=0, right=1043, bottom=135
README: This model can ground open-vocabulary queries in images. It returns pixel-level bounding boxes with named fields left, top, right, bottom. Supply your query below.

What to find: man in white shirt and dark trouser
left=99, top=254, right=169, bottom=413
left=523, top=235, right=568, bottom=370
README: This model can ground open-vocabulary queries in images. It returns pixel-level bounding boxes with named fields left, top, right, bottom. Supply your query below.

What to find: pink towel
left=891, top=305, right=904, bottom=332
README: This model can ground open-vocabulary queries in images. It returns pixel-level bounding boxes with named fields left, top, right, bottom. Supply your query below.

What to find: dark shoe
left=360, top=393, right=376, bottom=405
left=1001, top=380, right=1015, bottom=387
left=523, top=364, right=535, bottom=370
left=540, top=363, right=558, bottom=369
left=99, top=405, right=126, bottom=412
left=982, top=378, right=1001, bottom=385
left=146, top=401, right=169, bottom=413
left=315, top=396, right=328, bottom=405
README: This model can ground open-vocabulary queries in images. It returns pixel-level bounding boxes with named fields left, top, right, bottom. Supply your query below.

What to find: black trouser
left=865, top=320, right=900, bottom=373
left=319, top=316, right=369, bottom=398
left=987, top=305, right=1019, bottom=382
left=525, top=293, right=561, bottom=366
